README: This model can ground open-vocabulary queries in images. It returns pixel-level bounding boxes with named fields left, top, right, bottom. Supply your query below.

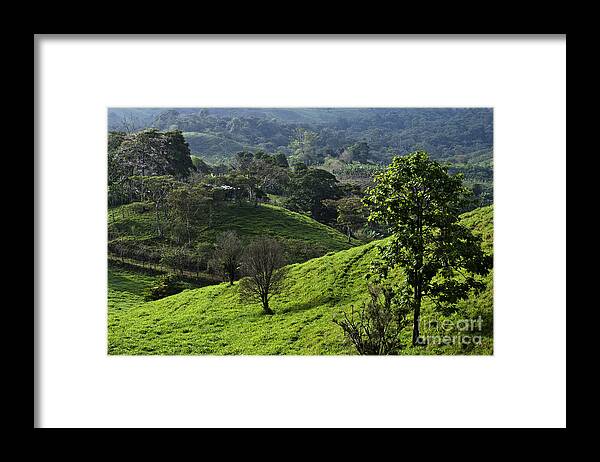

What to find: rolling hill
left=108, top=206, right=493, bottom=355
left=108, top=201, right=361, bottom=273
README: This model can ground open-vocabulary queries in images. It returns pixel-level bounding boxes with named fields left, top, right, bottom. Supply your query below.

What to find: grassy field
left=108, top=206, right=493, bottom=355
left=108, top=266, right=158, bottom=313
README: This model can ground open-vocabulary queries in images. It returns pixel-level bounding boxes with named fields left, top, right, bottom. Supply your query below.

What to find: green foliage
left=144, top=274, right=186, bottom=301
left=324, top=195, right=369, bottom=242
left=443, top=150, right=494, bottom=207
left=339, top=141, right=370, bottom=163
left=109, top=129, right=193, bottom=179
left=182, top=131, right=251, bottom=158
left=285, top=168, right=340, bottom=221
left=190, top=155, right=212, bottom=174
left=288, top=128, right=318, bottom=165
left=273, top=151, right=289, bottom=168
left=364, top=151, right=492, bottom=345
left=334, top=283, right=410, bottom=355
left=108, top=108, right=493, bottom=167
left=166, top=183, right=210, bottom=244
left=108, top=206, right=493, bottom=355
left=108, top=129, right=194, bottom=207
left=108, top=201, right=358, bottom=275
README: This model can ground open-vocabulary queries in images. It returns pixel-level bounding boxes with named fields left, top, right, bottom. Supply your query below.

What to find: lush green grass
left=199, top=203, right=359, bottom=251
left=109, top=201, right=360, bottom=267
left=108, top=266, right=158, bottom=313
left=108, top=206, right=493, bottom=355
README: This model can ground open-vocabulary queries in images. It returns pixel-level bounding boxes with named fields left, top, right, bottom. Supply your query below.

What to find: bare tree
left=239, top=237, right=286, bottom=314
left=136, top=175, right=176, bottom=238
left=209, top=231, right=243, bottom=285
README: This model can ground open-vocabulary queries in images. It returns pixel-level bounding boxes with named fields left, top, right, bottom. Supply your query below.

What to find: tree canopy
left=364, top=151, right=492, bottom=345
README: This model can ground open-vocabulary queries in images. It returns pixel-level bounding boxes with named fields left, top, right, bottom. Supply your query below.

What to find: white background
left=36, top=35, right=566, bottom=428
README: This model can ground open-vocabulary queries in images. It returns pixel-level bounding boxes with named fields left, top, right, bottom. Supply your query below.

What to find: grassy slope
left=109, top=206, right=493, bottom=355
left=108, top=267, right=157, bottom=313
left=109, top=201, right=359, bottom=264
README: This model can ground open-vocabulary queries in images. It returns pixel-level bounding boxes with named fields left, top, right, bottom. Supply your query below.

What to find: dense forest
left=108, top=108, right=494, bottom=355
left=108, top=107, right=493, bottom=160
left=109, top=107, right=493, bottom=205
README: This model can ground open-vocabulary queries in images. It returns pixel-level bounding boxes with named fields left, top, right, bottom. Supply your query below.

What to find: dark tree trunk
left=412, top=204, right=424, bottom=347
left=262, top=295, right=273, bottom=315
left=412, top=284, right=422, bottom=346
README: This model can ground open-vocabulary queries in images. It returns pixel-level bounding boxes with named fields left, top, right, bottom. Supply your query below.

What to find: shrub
left=333, top=284, right=409, bottom=355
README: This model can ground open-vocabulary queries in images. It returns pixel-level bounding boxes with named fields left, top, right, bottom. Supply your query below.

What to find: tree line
left=109, top=108, right=493, bottom=165
left=108, top=129, right=381, bottom=245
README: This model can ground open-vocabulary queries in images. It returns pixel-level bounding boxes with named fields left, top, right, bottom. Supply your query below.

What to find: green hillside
left=108, top=206, right=493, bottom=355
left=108, top=108, right=493, bottom=165
left=109, top=201, right=360, bottom=269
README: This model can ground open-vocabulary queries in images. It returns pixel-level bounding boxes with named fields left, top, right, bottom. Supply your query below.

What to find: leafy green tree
left=232, top=151, right=255, bottom=173
left=286, top=168, right=340, bottom=222
left=162, top=130, right=195, bottom=177
left=326, top=196, right=368, bottom=242
left=273, top=151, right=290, bottom=168
left=252, top=154, right=290, bottom=196
left=291, top=161, right=308, bottom=173
left=289, top=128, right=318, bottom=165
left=108, top=149, right=131, bottom=207
left=110, top=129, right=193, bottom=191
left=340, top=141, right=370, bottom=163
left=231, top=151, right=281, bottom=204
left=364, top=151, right=492, bottom=346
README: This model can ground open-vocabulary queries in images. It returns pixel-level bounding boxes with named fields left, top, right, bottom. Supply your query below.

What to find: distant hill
left=107, top=107, right=493, bottom=165
left=108, top=205, right=493, bottom=355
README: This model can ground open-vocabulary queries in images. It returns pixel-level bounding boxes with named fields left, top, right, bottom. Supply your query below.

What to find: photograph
left=35, top=34, right=565, bottom=428
left=107, top=107, right=494, bottom=355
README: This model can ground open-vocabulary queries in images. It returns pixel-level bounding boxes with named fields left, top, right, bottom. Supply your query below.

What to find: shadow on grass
left=108, top=270, right=153, bottom=298
left=277, top=294, right=333, bottom=314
